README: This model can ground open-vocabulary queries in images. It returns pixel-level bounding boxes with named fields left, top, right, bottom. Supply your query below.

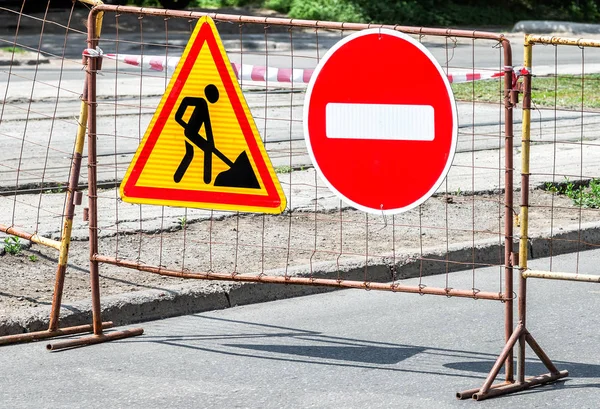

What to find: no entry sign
left=303, top=28, right=458, bottom=215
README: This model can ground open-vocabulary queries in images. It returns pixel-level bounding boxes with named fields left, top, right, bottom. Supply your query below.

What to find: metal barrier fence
left=0, top=0, right=119, bottom=344
left=521, top=35, right=600, bottom=284
left=0, top=2, right=576, bottom=401
left=72, top=4, right=523, bottom=399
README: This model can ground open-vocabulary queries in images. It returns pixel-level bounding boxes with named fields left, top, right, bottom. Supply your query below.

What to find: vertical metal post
left=87, top=15, right=102, bottom=336
left=502, top=39, right=514, bottom=384
left=518, top=36, right=533, bottom=384
left=48, top=84, right=88, bottom=331
left=49, top=0, right=105, bottom=333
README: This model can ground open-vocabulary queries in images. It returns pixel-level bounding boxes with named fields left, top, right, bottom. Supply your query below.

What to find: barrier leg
left=457, top=37, right=567, bottom=401
left=0, top=1, right=106, bottom=346
left=44, top=19, right=144, bottom=351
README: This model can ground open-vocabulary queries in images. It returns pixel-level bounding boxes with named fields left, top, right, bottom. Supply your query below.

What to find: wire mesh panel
left=0, top=1, right=99, bottom=330
left=521, top=35, right=600, bottom=282
left=0, top=1, right=88, bottom=244
left=86, top=6, right=515, bottom=301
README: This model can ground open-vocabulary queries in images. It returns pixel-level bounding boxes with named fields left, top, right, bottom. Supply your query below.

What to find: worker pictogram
left=173, top=84, right=259, bottom=189
left=120, top=16, right=286, bottom=214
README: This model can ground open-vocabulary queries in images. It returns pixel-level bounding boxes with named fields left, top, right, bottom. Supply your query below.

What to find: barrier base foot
left=457, top=324, right=568, bottom=400
left=456, top=382, right=512, bottom=400
left=46, top=327, right=144, bottom=351
left=471, top=371, right=568, bottom=400
left=0, top=322, right=114, bottom=347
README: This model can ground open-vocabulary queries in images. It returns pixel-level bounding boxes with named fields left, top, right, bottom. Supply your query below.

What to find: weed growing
left=544, top=178, right=600, bottom=208
left=178, top=216, right=188, bottom=230
left=275, top=165, right=292, bottom=174
left=3, top=236, right=23, bottom=255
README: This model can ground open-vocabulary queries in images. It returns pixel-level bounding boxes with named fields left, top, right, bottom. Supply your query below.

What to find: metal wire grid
left=89, top=10, right=511, bottom=298
left=527, top=40, right=600, bottom=276
left=0, top=1, right=87, bottom=240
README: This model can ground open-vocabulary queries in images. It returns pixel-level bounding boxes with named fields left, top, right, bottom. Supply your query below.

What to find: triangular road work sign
left=120, top=16, right=286, bottom=214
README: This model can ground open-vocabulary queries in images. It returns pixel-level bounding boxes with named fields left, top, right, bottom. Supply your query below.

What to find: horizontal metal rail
left=93, top=4, right=507, bottom=42
left=0, top=223, right=61, bottom=250
left=526, top=34, right=600, bottom=47
left=94, top=254, right=509, bottom=301
left=523, top=270, right=600, bottom=283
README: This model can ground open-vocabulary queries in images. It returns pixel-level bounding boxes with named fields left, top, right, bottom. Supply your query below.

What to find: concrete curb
left=0, top=51, right=50, bottom=67
left=2, top=221, right=599, bottom=337
left=0, top=58, right=50, bottom=66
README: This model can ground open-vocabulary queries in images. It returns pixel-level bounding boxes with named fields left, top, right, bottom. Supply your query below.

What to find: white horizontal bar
left=325, top=103, right=435, bottom=141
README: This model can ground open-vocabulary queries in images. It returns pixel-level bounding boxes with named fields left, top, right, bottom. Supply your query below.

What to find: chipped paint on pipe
left=523, top=270, right=600, bottom=282
left=0, top=223, right=61, bottom=250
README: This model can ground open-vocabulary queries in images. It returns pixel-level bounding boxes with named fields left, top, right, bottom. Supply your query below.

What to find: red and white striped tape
left=447, top=71, right=504, bottom=83
left=84, top=49, right=506, bottom=85
left=230, top=63, right=314, bottom=84
left=101, top=52, right=315, bottom=84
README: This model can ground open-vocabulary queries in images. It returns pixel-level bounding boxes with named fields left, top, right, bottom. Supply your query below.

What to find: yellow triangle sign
left=120, top=16, right=287, bottom=214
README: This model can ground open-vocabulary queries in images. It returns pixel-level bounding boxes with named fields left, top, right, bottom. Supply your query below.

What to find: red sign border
left=121, top=19, right=282, bottom=210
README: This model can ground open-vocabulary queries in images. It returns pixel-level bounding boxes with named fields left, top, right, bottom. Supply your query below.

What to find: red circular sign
left=304, top=29, right=457, bottom=215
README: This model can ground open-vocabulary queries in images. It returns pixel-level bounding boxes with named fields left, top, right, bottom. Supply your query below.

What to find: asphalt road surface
left=0, top=250, right=598, bottom=408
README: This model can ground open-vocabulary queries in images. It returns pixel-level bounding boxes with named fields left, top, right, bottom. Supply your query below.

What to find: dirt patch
left=1, top=188, right=597, bottom=320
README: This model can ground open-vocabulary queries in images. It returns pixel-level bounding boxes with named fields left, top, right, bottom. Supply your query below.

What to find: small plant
left=545, top=177, right=600, bottom=208
left=29, top=255, right=38, bottom=262
left=3, top=236, right=23, bottom=255
left=45, top=184, right=67, bottom=194
left=275, top=165, right=293, bottom=174
left=178, top=216, right=188, bottom=230
left=544, top=181, right=559, bottom=194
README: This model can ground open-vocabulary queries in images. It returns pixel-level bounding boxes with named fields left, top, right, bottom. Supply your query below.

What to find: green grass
left=451, top=78, right=504, bottom=104
left=0, top=46, right=26, bottom=54
left=451, top=74, right=600, bottom=109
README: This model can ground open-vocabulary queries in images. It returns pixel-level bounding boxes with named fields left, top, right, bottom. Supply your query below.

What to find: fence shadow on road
left=123, top=315, right=516, bottom=381
left=124, top=315, right=600, bottom=386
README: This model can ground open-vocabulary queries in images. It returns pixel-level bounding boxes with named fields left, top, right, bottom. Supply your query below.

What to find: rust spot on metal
left=74, top=191, right=83, bottom=206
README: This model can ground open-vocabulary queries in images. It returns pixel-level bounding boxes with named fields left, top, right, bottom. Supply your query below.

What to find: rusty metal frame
left=0, top=0, right=122, bottom=348
left=43, top=3, right=146, bottom=351
left=519, top=34, right=600, bottom=284
left=0, top=224, right=60, bottom=250
left=457, top=34, right=572, bottom=401
left=87, top=2, right=517, bottom=384
left=65, top=4, right=526, bottom=397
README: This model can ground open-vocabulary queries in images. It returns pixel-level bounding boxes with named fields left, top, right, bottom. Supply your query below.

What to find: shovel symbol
left=173, top=84, right=260, bottom=189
